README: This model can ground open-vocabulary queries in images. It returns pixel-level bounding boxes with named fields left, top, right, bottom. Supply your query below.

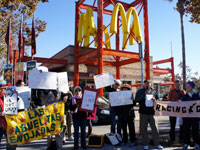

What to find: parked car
left=92, top=96, right=111, bottom=125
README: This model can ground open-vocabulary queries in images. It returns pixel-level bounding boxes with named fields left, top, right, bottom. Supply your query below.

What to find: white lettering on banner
left=109, top=91, right=133, bottom=107
left=4, top=86, right=18, bottom=114
left=16, top=86, right=31, bottom=109
left=155, top=100, right=200, bottom=118
left=94, top=72, right=114, bottom=89
left=81, top=89, right=97, bottom=112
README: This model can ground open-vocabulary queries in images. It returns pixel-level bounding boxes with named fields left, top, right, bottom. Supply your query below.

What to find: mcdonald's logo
left=110, top=3, right=142, bottom=49
left=78, top=3, right=142, bottom=49
left=78, top=7, right=111, bottom=48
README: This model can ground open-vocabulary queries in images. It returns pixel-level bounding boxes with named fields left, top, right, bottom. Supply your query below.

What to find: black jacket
left=135, top=88, right=158, bottom=115
left=181, top=92, right=199, bottom=101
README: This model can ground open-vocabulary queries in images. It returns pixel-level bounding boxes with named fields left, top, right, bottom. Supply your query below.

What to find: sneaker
left=68, top=136, right=74, bottom=141
left=157, top=144, right=163, bottom=149
left=144, top=145, right=149, bottom=150
left=183, top=144, right=188, bottom=150
left=195, top=143, right=200, bottom=150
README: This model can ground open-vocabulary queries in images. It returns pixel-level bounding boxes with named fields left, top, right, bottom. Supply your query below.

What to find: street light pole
left=139, top=42, right=144, bottom=88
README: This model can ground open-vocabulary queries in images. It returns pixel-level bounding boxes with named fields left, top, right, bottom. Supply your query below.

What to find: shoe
left=68, top=136, right=74, bottom=141
left=144, top=145, right=149, bottom=150
left=121, top=142, right=127, bottom=146
left=183, top=144, right=188, bottom=150
left=195, top=143, right=200, bottom=150
left=81, top=146, right=87, bottom=149
left=157, top=144, right=163, bottom=149
left=128, top=142, right=135, bottom=147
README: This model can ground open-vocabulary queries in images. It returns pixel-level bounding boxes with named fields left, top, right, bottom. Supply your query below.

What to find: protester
left=0, top=80, right=17, bottom=150
left=0, top=80, right=7, bottom=148
left=71, top=86, right=87, bottom=150
left=182, top=81, right=200, bottom=150
left=135, top=80, right=163, bottom=150
left=119, top=84, right=136, bottom=147
left=16, top=80, right=26, bottom=112
left=105, top=80, right=122, bottom=135
left=46, top=90, right=64, bottom=150
left=168, top=79, right=185, bottom=144
left=61, top=91, right=74, bottom=142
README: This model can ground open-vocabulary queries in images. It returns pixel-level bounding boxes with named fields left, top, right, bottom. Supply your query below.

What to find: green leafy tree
left=0, top=0, right=48, bottom=75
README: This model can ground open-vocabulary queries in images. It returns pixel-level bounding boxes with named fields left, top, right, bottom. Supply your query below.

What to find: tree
left=0, top=0, right=48, bottom=75
left=176, top=62, right=200, bottom=90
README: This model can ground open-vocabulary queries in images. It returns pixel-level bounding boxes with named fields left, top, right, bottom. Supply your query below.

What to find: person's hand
left=0, top=112, right=5, bottom=117
left=145, top=90, right=149, bottom=94
left=152, top=97, right=156, bottom=102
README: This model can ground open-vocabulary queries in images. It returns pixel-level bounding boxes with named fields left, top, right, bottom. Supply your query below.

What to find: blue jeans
left=73, top=118, right=87, bottom=148
left=110, top=107, right=121, bottom=135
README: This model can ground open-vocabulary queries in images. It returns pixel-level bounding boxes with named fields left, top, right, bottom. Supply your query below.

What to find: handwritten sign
left=16, top=86, right=31, bottom=109
left=29, top=69, right=57, bottom=90
left=57, top=72, right=69, bottom=93
left=6, top=101, right=64, bottom=145
left=145, top=94, right=154, bottom=107
left=109, top=91, right=133, bottom=107
left=4, top=86, right=18, bottom=114
left=94, top=72, right=114, bottom=89
left=80, top=88, right=98, bottom=112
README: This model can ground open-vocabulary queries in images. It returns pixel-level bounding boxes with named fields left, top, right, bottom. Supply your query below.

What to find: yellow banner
left=6, top=101, right=64, bottom=145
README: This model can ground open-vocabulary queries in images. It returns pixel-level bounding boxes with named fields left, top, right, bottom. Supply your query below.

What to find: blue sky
left=33, top=0, right=200, bottom=76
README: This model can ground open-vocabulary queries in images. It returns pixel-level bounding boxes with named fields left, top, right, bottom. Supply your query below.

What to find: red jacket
left=168, top=89, right=185, bottom=101
left=0, top=97, right=7, bottom=131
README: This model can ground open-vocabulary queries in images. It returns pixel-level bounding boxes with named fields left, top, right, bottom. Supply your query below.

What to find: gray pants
left=140, top=114, right=160, bottom=146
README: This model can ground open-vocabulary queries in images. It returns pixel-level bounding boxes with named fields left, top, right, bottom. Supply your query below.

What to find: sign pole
left=139, top=42, right=144, bottom=88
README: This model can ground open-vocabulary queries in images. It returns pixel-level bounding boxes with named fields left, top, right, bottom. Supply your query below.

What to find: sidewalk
left=0, top=115, right=190, bottom=150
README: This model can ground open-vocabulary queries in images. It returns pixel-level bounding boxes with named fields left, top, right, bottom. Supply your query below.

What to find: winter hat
left=114, top=80, right=122, bottom=86
left=121, top=84, right=132, bottom=90
left=187, top=81, right=195, bottom=89
left=74, top=86, right=82, bottom=92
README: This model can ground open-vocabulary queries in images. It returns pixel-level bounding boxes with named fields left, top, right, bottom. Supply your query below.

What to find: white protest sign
left=80, top=89, right=97, bottom=112
left=109, top=91, right=133, bottom=107
left=29, top=68, right=57, bottom=90
left=57, top=72, right=69, bottom=93
left=4, top=86, right=18, bottom=114
left=16, top=86, right=31, bottom=109
left=145, top=94, right=154, bottom=107
left=94, top=72, right=114, bottom=89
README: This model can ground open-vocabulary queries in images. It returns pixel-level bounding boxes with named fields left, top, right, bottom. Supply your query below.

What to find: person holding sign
left=0, top=80, right=17, bottom=150
left=71, top=86, right=87, bottom=150
left=168, top=79, right=185, bottom=144
left=119, top=84, right=136, bottom=147
left=105, top=80, right=122, bottom=135
left=61, top=91, right=74, bottom=142
left=182, top=81, right=200, bottom=150
left=135, top=80, right=163, bottom=150
left=0, top=80, right=7, bottom=147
